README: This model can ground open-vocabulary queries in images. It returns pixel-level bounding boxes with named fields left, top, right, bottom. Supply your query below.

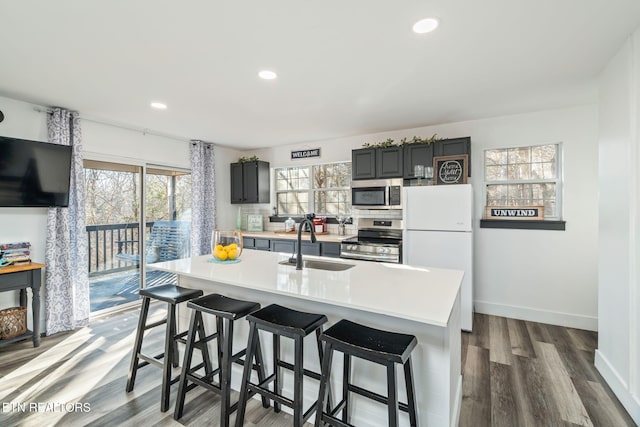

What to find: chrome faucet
left=289, top=218, right=316, bottom=270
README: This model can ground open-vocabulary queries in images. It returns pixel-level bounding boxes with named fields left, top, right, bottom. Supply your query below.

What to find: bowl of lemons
left=212, top=229, right=242, bottom=262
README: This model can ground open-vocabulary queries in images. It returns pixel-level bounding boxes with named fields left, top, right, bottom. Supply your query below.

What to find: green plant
left=362, top=133, right=441, bottom=148
left=238, top=155, right=259, bottom=163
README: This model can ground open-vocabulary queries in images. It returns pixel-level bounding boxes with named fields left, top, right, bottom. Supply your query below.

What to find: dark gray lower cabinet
left=245, top=237, right=270, bottom=251
left=271, top=240, right=295, bottom=254
left=244, top=237, right=341, bottom=258
left=320, top=242, right=341, bottom=258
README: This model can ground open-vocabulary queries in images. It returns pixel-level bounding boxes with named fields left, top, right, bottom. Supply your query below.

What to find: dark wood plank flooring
left=0, top=308, right=635, bottom=426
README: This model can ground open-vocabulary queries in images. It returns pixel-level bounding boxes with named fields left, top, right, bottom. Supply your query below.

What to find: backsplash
left=232, top=204, right=401, bottom=235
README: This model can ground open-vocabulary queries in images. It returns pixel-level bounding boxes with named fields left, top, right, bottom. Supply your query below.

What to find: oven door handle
left=340, top=253, right=399, bottom=262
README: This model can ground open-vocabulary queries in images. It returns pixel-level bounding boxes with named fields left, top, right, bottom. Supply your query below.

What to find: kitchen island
left=148, top=250, right=463, bottom=427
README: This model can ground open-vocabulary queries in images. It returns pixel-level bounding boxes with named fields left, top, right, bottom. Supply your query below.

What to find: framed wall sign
left=433, top=154, right=468, bottom=185
left=291, top=148, right=320, bottom=160
left=246, top=214, right=264, bottom=232
left=485, top=206, right=545, bottom=220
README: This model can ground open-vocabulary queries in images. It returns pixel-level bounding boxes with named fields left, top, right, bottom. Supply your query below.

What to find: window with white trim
left=275, top=162, right=351, bottom=216
left=484, top=143, right=562, bottom=219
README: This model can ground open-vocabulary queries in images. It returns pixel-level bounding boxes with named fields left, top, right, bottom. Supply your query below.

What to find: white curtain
left=190, top=140, right=216, bottom=256
left=45, top=108, right=90, bottom=335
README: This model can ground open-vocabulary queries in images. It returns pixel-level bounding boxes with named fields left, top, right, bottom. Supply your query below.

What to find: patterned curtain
left=45, top=108, right=90, bottom=335
left=190, top=140, right=216, bottom=256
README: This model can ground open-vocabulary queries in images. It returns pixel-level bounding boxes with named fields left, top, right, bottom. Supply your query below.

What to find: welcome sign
left=485, top=206, right=544, bottom=220
left=291, top=148, right=321, bottom=160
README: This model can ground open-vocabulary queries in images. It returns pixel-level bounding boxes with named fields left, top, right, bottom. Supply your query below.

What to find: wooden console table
left=0, top=262, right=44, bottom=348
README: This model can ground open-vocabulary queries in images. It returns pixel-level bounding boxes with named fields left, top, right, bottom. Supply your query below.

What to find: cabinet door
left=243, top=237, right=256, bottom=249
left=320, top=242, right=341, bottom=258
left=255, top=161, right=271, bottom=204
left=376, top=147, right=403, bottom=178
left=300, top=242, right=321, bottom=256
left=254, top=238, right=271, bottom=251
left=403, top=143, right=434, bottom=178
left=434, top=137, right=471, bottom=175
left=243, top=162, right=259, bottom=203
left=272, top=239, right=295, bottom=254
left=352, top=148, right=376, bottom=180
left=230, top=163, right=244, bottom=203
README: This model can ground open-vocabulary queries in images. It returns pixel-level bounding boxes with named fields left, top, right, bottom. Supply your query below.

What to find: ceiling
left=1, top=1, right=639, bottom=149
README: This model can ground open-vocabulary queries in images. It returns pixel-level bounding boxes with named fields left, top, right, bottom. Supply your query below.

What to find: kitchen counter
left=149, top=250, right=463, bottom=426
left=242, top=230, right=354, bottom=243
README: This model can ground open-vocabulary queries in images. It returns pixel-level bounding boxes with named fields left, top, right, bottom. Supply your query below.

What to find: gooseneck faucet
left=290, top=218, right=316, bottom=270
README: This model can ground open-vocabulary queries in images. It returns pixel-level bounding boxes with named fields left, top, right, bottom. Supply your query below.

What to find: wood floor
left=0, top=308, right=635, bottom=427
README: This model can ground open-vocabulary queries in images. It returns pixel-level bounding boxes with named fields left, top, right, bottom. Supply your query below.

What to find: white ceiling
left=1, top=1, right=639, bottom=149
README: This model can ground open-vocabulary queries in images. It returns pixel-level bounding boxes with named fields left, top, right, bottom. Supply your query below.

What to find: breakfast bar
left=148, top=250, right=463, bottom=427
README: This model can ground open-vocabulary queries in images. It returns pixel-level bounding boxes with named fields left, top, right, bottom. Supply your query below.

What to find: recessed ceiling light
left=258, top=70, right=277, bottom=80
left=150, top=102, right=167, bottom=110
left=413, top=18, right=439, bottom=34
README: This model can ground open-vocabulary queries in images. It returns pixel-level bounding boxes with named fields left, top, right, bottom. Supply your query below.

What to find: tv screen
left=0, top=136, right=72, bottom=207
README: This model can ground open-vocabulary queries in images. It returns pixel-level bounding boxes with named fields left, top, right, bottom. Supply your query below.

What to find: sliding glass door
left=84, top=161, right=191, bottom=314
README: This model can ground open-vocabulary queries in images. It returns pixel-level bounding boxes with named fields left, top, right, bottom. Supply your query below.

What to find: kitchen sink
left=278, top=259, right=355, bottom=271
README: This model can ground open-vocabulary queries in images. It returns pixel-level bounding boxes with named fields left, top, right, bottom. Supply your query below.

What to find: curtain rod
left=33, top=106, right=191, bottom=143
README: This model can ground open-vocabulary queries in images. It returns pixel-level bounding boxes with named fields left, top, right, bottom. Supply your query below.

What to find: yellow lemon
left=216, top=250, right=228, bottom=261
left=227, top=249, right=238, bottom=260
left=215, top=244, right=224, bottom=252
left=223, top=244, right=231, bottom=252
left=228, top=243, right=238, bottom=250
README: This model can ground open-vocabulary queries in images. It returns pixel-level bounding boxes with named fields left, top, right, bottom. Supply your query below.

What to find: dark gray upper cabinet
left=403, top=143, right=434, bottom=179
left=376, top=147, right=403, bottom=178
left=352, top=147, right=403, bottom=180
left=230, top=160, right=270, bottom=204
left=352, top=148, right=376, bottom=180
left=434, top=137, right=471, bottom=175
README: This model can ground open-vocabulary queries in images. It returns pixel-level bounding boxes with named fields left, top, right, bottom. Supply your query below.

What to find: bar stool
left=174, top=293, right=269, bottom=427
left=235, top=304, right=328, bottom=427
left=314, top=319, right=419, bottom=427
left=126, top=284, right=203, bottom=412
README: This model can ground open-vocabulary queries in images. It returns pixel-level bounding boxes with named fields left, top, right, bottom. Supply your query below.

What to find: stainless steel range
left=340, top=218, right=403, bottom=263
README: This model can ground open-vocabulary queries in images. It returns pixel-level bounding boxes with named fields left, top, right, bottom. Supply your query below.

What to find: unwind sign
left=487, top=206, right=544, bottom=220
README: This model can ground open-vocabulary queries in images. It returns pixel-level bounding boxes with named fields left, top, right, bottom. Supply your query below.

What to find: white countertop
left=148, top=250, right=463, bottom=327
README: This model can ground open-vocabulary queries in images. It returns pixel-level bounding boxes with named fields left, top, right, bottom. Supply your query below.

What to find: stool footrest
left=138, top=353, right=165, bottom=369
left=321, top=413, right=355, bottom=427
left=348, top=383, right=410, bottom=413
left=144, top=318, right=168, bottom=330
left=277, top=360, right=323, bottom=381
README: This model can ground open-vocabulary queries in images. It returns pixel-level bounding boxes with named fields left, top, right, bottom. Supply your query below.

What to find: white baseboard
left=595, top=350, right=640, bottom=424
left=474, top=300, right=598, bottom=331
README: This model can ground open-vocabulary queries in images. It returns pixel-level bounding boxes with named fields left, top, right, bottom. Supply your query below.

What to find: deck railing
left=86, top=222, right=154, bottom=277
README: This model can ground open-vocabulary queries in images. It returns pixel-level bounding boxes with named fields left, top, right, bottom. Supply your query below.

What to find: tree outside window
left=484, top=144, right=561, bottom=219
left=276, top=162, right=352, bottom=216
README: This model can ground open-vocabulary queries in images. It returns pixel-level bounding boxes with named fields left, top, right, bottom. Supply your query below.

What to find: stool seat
left=321, top=319, right=417, bottom=364
left=187, top=293, right=260, bottom=320
left=139, top=284, right=203, bottom=304
left=247, top=304, right=327, bottom=336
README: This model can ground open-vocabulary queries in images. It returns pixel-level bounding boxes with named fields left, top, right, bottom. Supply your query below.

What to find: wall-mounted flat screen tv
left=0, top=136, right=72, bottom=207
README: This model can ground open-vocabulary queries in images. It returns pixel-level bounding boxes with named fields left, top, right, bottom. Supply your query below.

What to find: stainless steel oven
left=351, top=178, right=403, bottom=210
left=340, top=218, right=403, bottom=263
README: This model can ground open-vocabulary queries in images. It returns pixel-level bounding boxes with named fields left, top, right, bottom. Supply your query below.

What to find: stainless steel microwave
left=351, top=178, right=403, bottom=209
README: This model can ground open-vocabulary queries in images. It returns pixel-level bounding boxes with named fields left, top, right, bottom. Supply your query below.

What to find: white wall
left=595, top=29, right=640, bottom=424
left=229, top=104, right=600, bottom=331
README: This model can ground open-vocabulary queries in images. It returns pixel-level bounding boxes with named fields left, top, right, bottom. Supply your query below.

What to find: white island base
left=149, top=250, right=463, bottom=427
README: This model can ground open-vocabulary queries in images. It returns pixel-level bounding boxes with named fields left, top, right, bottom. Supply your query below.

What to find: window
left=484, top=143, right=562, bottom=219
left=275, top=162, right=351, bottom=216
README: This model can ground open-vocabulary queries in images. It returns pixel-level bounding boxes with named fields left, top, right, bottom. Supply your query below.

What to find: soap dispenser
left=284, top=217, right=295, bottom=232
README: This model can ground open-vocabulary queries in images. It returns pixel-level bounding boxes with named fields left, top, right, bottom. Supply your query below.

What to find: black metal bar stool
left=235, top=304, right=329, bottom=427
left=126, top=284, right=203, bottom=412
left=314, top=319, right=419, bottom=427
left=174, top=293, right=269, bottom=427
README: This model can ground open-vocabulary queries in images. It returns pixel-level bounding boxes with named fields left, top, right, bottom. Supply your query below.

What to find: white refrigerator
left=403, top=184, right=474, bottom=331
